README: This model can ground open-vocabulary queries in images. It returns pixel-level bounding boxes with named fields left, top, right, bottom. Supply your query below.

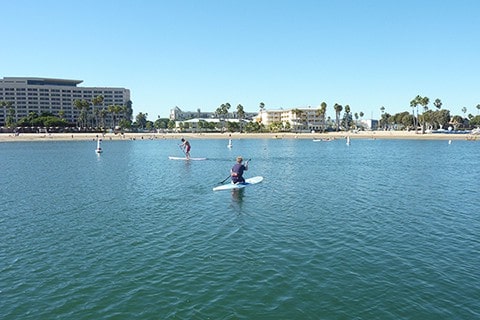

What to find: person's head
left=236, top=156, right=243, bottom=163
left=181, top=138, right=185, bottom=142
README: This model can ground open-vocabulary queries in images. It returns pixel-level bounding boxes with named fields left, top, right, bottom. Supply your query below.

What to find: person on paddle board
left=180, top=138, right=191, bottom=159
left=231, top=156, right=248, bottom=184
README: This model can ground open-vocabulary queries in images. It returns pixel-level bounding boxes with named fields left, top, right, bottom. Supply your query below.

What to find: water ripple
left=1, top=139, right=479, bottom=319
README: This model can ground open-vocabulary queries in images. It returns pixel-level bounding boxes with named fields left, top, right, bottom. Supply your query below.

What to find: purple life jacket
left=231, top=163, right=245, bottom=183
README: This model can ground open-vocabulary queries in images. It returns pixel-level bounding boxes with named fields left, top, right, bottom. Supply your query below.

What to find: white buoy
left=95, top=139, right=103, bottom=154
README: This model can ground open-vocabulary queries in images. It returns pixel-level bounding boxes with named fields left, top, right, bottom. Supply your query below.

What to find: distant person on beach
left=180, top=138, right=191, bottom=159
left=231, top=156, right=248, bottom=184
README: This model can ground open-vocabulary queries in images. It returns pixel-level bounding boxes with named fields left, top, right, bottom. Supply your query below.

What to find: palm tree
left=117, top=105, right=126, bottom=127
left=215, top=103, right=230, bottom=132
left=358, top=111, right=365, bottom=128
left=224, top=103, right=231, bottom=119
left=108, top=104, right=123, bottom=128
left=317, top=102, right=327, bottom=132
left=334, top=103, right=343, bottom=131
left=92, top=108, right=100, bottom=128
left=100, top=108, right=108, bottom=129
left=461, top=107, right=467, bottom=129
left=379, top=106, right=387, bottom=129
left=91, top=95, right=104, bottom=128
left=419, top=96, right=429, bottom=133
left=344, top=105, right=351, bottom=131
left=257, top=102, right=266, bottom=125
left=380, top=106, right=387, bottom=129
left=434, top=98, right=442, bottom=110
left=410, top=95, right=421, bottom=132
left=74, top=99, right=90, bottom=128
left=1, top=100, right=13, bottom=126
left=476, top=104, right=480, bottom=115
left=420, top=96, right=429, bottom=112
left=125, top=100, right=133, bottom=123
left=5, top=105, right=16, bottom=127
left=237, top=104, right=245, bottom=132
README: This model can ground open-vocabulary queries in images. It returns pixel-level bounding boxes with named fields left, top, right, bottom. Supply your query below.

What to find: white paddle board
left=168, top=156, right=207, bottom=161
left=213, top=176, right=263, bottom=191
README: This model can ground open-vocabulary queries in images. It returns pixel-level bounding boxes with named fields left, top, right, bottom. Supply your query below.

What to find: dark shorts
left=232, top=176, right=245, bottom=184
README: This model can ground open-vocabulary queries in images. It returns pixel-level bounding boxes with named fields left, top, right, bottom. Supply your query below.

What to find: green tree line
left=3, top=96, right=480, bottom=133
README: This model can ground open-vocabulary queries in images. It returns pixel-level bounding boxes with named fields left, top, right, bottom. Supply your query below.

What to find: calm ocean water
left=1, top=137, right=479, bottom=319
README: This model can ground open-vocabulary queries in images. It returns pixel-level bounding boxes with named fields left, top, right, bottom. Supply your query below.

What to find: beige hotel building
left=0, top=77, right=130, bottom=126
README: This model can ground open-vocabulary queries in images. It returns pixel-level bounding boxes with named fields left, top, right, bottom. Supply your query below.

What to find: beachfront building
left=175, top=118, right=221, bottom=132
left=256, top=107, right=324, bottom=132
left=357, top=118, right=379, bottom=130
left=170, top=106, right=257, bottom=121
left=169, top=106, right=211, bottom=120
left=174, top=118, right=251, bottom=132
left=0, top=77, right=131, bottom=127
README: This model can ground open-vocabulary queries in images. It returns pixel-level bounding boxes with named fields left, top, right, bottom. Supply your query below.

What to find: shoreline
left=0, top=131, right=478, bottom=142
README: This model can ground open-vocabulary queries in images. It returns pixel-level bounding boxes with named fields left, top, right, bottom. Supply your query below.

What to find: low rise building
left=256, top=107, right=324, bottom=131
left=170, top=106, right=257, bottom=121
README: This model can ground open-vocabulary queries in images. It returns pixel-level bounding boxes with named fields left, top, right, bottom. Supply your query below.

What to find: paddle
left=218, top=175, right=231, bottom=185
left=178, top=144, right=186, bottom=156
left=217, top=158, right=251, bottom=184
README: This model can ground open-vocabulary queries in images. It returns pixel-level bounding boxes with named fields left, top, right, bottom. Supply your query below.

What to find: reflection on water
left=231, top=188, right=244, bottom=202
left=230, top=188, right=245, bottom=212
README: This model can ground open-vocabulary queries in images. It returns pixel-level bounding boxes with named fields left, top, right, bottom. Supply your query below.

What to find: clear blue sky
left=2, top=0, right=479, bottom=120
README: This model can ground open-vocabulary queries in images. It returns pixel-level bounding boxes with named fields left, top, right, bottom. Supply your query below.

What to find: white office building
left=256, top=107, right=324, bottom=131
left=0, top=77, right=130, bottom=126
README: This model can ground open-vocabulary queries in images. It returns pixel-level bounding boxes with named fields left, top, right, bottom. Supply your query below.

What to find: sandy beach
left=0, top=130, right=478, bottom=142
